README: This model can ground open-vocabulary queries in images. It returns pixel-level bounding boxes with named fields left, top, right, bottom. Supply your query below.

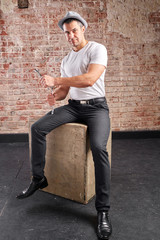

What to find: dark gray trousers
left=31, top=99, right=110, bottom=211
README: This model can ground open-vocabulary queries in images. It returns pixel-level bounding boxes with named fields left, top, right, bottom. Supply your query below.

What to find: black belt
left=69, top=97, right=106, bottom=105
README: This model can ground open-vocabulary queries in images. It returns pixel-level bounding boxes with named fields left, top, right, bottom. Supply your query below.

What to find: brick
left=0, top=1, right=159, bottom=133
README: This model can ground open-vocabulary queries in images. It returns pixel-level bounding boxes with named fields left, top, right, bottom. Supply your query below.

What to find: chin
left=73, top=44, right=79, bottom=47
left=71, top=40, right=79, bottom=46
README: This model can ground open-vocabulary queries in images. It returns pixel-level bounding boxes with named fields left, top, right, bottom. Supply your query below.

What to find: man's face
left=63, top=20, right=85, bottom=48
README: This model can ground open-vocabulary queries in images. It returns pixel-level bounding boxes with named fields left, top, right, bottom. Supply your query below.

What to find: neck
left=73, top=39, right=88, bottom=52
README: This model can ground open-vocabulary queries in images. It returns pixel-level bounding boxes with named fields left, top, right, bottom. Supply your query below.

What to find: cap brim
left=58, top=16, right=88, bottom=31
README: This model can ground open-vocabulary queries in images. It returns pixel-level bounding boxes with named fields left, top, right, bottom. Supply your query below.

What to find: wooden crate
left=29, top=122, right=111, bottom=204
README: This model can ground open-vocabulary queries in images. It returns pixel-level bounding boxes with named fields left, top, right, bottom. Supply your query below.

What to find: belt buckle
left=80, top=100, right=86, bottom=104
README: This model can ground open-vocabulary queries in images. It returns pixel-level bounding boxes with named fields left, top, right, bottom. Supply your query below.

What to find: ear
left=81, top=26, right=85, bottom=33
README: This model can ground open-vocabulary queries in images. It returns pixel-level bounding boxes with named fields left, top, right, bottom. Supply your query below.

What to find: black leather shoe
left=97, top=211, right=112, bottom=239
left=16, top=176, right=48, bottom=199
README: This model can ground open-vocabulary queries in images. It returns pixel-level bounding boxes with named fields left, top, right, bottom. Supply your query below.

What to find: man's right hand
left=47, top=93, right=56, bottom=106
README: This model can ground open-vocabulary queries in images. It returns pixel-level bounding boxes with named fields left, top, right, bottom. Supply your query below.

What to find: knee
left=31, top=121, right=41, bottom=135
left=91, top=143, right=109, bottom=166
left=31, top=122, right=37, bottom=133
left=91, top=141, right=106, bottom=155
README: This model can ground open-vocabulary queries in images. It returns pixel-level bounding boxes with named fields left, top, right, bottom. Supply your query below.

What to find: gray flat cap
left=58, top=11, right=88, bottom=31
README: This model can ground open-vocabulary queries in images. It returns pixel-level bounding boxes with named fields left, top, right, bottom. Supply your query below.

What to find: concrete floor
left=0, top=138, right=160, bottom=240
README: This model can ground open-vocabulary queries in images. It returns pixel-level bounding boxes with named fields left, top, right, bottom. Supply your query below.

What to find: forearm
left=55, top=73, right=94, bottom=88
left=54, top=86, right=69, bottom=101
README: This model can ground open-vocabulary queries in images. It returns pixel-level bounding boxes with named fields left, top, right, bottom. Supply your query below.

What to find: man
left=17, top=11, right=112, bottom=240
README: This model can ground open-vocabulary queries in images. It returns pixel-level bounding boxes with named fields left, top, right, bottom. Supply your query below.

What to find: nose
left=68, top=31, right=74, bottom=39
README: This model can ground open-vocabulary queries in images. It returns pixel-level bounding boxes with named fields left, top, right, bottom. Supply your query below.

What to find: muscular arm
left=42, top=64, right=106, bottom=89
left=56, top=64, right=105, bottom=87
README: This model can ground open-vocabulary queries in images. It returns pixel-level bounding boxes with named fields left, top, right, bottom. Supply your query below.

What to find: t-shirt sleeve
left=60, top=59, right=67, bottom=77
left=89, top=44, right=108, bottom=68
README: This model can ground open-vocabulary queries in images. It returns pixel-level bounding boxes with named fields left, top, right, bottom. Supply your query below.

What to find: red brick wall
left=0, top=0, right=160, bottom=133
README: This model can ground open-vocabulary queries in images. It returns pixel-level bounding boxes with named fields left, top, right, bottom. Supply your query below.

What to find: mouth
left=69, top=39, right=78, bottom=45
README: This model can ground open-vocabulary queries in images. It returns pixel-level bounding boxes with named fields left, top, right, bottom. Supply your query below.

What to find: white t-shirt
left=60, top=41, right=108, bottom=100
